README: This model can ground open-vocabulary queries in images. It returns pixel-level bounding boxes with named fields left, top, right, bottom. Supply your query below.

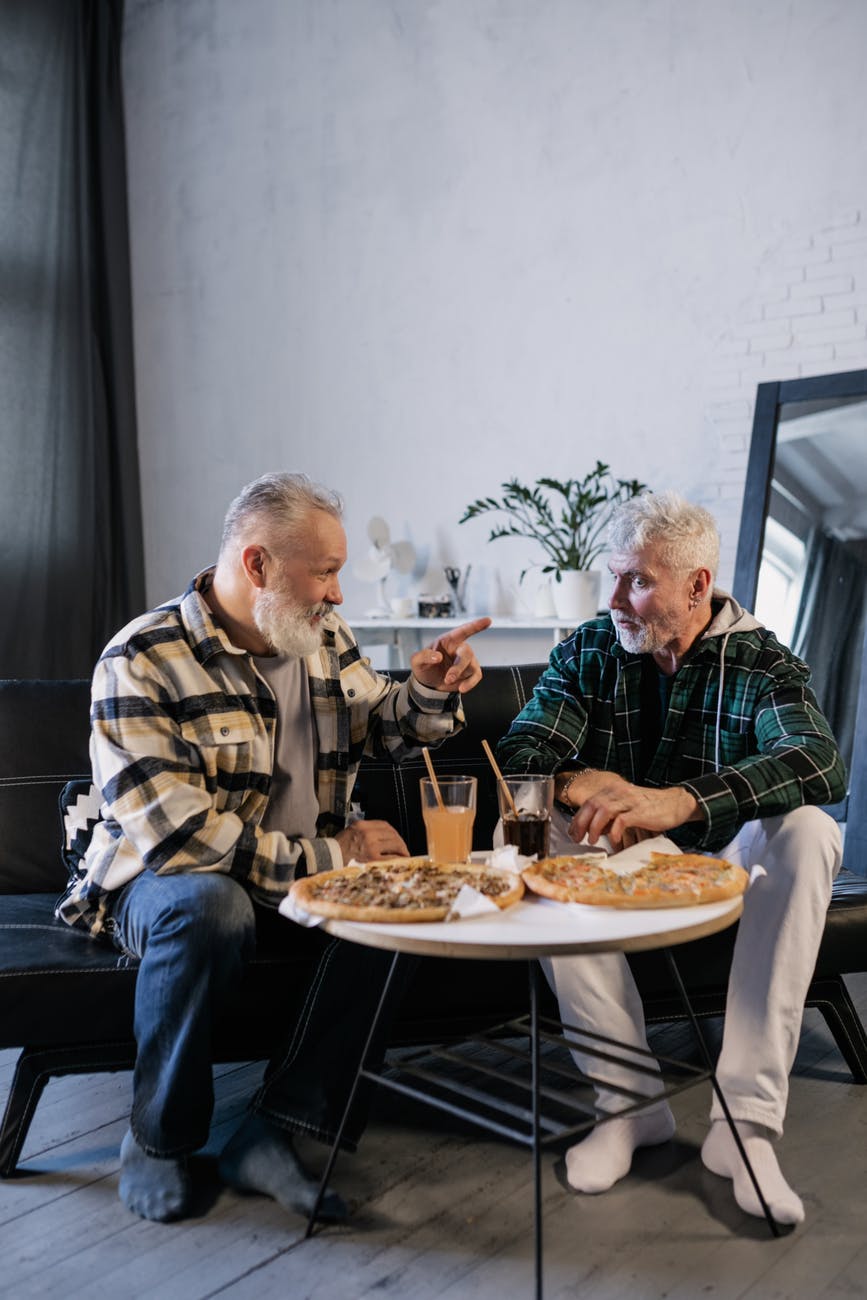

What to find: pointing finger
left=433, top=616, right=492, bottom=653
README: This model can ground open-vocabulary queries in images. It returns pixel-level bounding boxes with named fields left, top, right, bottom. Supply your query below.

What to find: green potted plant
left=459, top=462, right=647, bottom=622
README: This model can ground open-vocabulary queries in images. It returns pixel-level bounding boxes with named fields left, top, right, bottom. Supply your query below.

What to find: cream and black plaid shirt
left=58, top=569, right=464, bottom=936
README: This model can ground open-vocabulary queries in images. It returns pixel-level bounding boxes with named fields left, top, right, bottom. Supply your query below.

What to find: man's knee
left=735, top=807, right=842, bottom=906
left=153, top=873, right=256, bottom=954
left=766, top=806, right=842, bottom=874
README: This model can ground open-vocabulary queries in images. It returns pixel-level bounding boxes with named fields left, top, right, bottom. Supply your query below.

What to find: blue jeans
left=107, top=870, right=398, bottom=1158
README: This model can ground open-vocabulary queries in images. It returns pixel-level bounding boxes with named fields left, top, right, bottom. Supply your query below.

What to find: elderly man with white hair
left=58, top=471, right=490, bottom=1224
left=499, top=491, right=846, bottom=1226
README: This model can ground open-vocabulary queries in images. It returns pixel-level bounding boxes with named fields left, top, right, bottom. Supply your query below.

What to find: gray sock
left=119, top=1128, right=191, bottom=1222
left=219, top=1113, right=348, bottom=1221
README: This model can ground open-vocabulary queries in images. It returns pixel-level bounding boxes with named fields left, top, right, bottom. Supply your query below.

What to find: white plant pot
left=551, top=569, right=601, bottom=625
left=533, top=577, right=557, bottom=618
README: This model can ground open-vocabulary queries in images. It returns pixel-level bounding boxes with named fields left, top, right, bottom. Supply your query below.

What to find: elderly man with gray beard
left=498, top=491, right=846, bottom=1227
left=58, top=472, right=490, bottom=1224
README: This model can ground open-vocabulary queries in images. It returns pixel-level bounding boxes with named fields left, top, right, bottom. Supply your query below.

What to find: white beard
left=613, top=615, right=680, bottom=656
left=613, top=621, right=653, bottom=654
left=253, top=589, right=330, bottom=658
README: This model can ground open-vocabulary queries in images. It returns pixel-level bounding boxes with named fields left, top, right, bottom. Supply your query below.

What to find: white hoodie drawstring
left=715, top=632, right=731, bottom=772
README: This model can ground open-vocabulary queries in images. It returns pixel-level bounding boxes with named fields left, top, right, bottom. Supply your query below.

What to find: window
left=754, top=516, right=806, bottom=645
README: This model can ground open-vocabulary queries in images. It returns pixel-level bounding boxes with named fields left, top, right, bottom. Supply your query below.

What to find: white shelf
left=346, top=615, right=575, bottom=668
left=349, top=616, right=572, bottom=631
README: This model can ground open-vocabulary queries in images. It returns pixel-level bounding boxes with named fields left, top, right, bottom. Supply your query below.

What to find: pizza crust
left=522, top=853, right=749, bottom=908
left=290, top=857, right=525, bottom=923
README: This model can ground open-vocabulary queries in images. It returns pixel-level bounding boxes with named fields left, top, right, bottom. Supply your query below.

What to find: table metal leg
left=302, top=937, right=768, bottom=1268
left=528, top=962, right=543, bottom=1300
left=663, top=949, right=780, bottom=1238
left=304, top=949, right=404, bottom=1238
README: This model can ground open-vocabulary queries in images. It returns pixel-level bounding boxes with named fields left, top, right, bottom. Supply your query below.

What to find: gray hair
left=607, top=491, right=719, bottom=576
left=219, top=472, right=343, bottom=555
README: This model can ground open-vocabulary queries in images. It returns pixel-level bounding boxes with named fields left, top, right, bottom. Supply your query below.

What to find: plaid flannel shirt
left=498, top=602, right=847, bottom=853
left=57, top=570, right=464, bottom=935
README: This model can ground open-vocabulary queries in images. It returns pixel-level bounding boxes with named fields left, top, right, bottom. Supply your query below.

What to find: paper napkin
left=279, top=890, right=325, bottom=927
left=444, top=883, right=501, bottom=921
left=600, top=835, right=681, bottom=874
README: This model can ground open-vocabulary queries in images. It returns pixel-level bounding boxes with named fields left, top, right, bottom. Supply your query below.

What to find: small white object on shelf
left=351, top=516, right=416, bottom=616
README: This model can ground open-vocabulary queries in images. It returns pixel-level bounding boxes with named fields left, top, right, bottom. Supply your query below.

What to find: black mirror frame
left=732, top=367, right=867, bottom=876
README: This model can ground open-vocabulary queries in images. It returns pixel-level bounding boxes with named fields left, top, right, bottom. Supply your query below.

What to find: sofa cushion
left=0, top=890, right=544, bottom=1059
left=0, top=680, right=92, bottom=893
left=0, top=893, right=137, bottom=1047
left=0, top=892, right=322, bottom=1056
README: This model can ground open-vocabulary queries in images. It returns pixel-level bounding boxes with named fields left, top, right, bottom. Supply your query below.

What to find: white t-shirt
left=252, top=654, right=319, bottom=839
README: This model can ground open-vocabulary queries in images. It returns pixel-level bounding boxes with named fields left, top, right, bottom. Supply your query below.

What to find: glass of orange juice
left=420, top=776, right=477, bottom=863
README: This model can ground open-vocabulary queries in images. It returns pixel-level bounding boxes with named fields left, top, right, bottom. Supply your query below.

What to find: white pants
left=540, top=806, right=843, bottom=1134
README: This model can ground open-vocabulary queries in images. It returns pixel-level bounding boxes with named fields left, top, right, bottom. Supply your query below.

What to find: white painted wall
left=122, top=0, right=867, bottom=656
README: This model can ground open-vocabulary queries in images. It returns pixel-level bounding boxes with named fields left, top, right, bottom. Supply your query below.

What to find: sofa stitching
left=392, top=767, right=408, bottom=833
left=258, top=937, right=341, bottom=1080
left=0, top=968, right=136, bottom=978
left=0, top=775, right=89, bottom=787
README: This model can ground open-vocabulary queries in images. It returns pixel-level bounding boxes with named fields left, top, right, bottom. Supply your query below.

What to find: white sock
left=565, top=1105, right=676, bottom=1194
left=701, top=1119, right=804, bottom=1225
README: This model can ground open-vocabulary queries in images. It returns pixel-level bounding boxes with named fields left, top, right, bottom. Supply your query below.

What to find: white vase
left=551, top=569, right=601, bottom=625
left=533, top=577, right=557, bottom=618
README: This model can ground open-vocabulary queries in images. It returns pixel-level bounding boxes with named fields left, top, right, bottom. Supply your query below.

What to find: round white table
left=297, top=891, right=777, bottom=1295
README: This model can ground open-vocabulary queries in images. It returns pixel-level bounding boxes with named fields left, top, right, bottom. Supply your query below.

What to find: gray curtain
left=792, top=529, right=867, bottom=776
left=0, top=0, right=144, bottom=678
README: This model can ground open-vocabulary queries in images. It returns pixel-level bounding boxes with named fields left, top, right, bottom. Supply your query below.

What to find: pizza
left=521, top=851, right=749, bottom=908
left=290, top=856, right=525, bottom=923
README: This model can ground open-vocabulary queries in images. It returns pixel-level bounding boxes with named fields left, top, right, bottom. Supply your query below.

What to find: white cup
left=389, top=597, right=414, bottom=618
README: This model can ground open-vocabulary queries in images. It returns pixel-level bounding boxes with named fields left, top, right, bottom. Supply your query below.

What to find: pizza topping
left=288, top=858, right=524, bottom=923
left=521, top=853, right=749, bottom=909
left=306, top=863, right=515, bottom=910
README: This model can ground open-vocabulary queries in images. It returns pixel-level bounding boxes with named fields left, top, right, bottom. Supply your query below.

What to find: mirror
left=733, top=368, right=867, bottom=874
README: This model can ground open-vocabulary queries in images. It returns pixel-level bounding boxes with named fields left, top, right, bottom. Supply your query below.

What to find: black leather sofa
left=2, top=669, right=866, bottom=1178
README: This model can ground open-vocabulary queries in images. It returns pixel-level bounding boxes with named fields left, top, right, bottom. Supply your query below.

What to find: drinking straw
left=481, top=739, right=519, bottom=817
left=422, top=747, right=445, bottom=808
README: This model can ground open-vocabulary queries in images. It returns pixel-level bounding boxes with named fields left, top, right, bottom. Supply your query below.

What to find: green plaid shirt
left=58, top=569, right=464, bottom=935
left=498, top=601, right=847, bottom=853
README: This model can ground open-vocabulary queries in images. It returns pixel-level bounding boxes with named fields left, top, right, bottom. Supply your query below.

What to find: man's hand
left=559, top=770, right=702, bottom=852
left=334, top=819, right=410, bottom=863
left=410, top=617, right=492, bottom=694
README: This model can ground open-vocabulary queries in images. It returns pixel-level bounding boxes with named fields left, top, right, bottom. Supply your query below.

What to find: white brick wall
left=705, top=212, right=867, bottom=587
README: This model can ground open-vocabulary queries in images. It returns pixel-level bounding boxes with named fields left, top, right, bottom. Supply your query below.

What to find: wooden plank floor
left=1, top=975, right=865, bottom=1299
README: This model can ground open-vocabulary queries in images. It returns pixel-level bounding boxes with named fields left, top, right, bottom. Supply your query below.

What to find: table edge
left=319, top=894, right=744, bottom=959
